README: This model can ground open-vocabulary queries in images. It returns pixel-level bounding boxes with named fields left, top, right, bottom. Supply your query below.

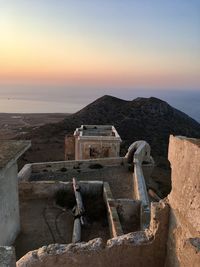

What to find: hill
left=21, top=95, right=200, bottom=161
left=18, top=95, right=200, bottom=196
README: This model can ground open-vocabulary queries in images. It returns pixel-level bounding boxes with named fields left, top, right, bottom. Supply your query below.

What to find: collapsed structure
left=0, top=125, right=199, bottom=267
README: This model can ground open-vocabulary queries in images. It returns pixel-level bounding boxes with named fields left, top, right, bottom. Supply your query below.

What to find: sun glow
left=0, top=1, right=199, bottom=88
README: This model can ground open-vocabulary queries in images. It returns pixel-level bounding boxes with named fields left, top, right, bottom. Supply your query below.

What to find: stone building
left=0, top=135, right=199, bottom=267
left=65, top=125, right=121, bottom=160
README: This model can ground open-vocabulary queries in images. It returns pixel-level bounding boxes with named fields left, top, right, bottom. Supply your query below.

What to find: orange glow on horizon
left=1, top=69, right=199, bottom=89
left=0, top=2, right=199, bottom=90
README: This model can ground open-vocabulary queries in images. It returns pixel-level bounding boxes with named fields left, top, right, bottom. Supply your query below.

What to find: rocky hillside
left=20, top=95, right=200, bottom=165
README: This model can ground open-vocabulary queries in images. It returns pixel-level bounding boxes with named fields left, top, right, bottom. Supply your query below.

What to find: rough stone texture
left=0, top=246, right=16, bottom=267
left=29, top=157, right=126, bottom=173
left=166, top=135, right=200, bottom=267
left=115, top=199, right=141, bottom=233
left=64, top=135, right=75, bottom=160
left=14, top=198, right=74, bottom=259
left=18, top=181, right=103, bottom=200
left=103, top=182, right=123, bottom=238
left=15, top=180, right=110, bottom=259
left=20, top=158, right=133, bottom=199
left=74, top=125, right=121, bottom=160
left=17, top=201, right=169, bottom=267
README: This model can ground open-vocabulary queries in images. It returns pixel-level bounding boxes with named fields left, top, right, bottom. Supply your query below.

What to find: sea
left=0, top=84, right=199, bottom=123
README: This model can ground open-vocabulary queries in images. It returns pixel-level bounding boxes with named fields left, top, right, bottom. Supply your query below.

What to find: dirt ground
left=14, top=196, right=110, bottom=260
left=14, top=198, right=74, bottom=259
left=0, top=113, right=68, bottom=139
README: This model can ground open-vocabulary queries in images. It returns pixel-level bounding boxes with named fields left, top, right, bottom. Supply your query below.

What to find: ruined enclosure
left=21, top=158, right=133, bottom=199
left=17, top=200, right=170, bottom=267
left=13, top=136, right=200, bottom=267
left=30, top=164, right=132, bottom=199
left=15, top=181, right=113, bottom=259
left=15, top=136, right=200, bottom=267
left=16, top=152, right=155, bottom=261
left=21, top=158, right=154, bottom=199
left=15, top=176, right=141, bottom=260
left=65, top=125, right=122, bottom=160
left=1, top=120, right=200, bottom=267
left=5, top=135, right=199, bottom=267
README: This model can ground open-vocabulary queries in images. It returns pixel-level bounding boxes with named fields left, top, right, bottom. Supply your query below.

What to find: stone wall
left=18, top=180, right=103, bottom=200
left=17, top=201, right=169, bottom=267
left=166, top=136, right=200, bottom=267
left=28, top=157, right=126, bottom=175
left=0, top=163, right=20, bottom=246
left=64, top=135, right=75, bottom=160
left=75, top=139, right=121, bottom=160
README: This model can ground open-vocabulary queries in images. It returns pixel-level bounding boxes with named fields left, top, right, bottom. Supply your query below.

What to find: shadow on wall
left=16, top=200, right=169, bottom=267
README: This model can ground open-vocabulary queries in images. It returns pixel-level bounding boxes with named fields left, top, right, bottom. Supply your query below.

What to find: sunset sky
left=0, top=0, right=200, bottom=89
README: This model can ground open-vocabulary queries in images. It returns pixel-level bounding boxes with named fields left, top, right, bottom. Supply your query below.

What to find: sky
left=0, top=0, right=200, bottom=89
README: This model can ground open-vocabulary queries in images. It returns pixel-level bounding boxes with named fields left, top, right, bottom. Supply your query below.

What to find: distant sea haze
left=0, top=85, right=199, bottom=123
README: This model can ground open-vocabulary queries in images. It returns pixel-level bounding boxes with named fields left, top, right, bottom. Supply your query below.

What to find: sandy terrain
left=0, top=113, right=68, bottom=140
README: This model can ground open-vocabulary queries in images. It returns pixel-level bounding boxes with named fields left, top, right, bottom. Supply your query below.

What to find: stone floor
left=14, top=196, right=110, bottom=260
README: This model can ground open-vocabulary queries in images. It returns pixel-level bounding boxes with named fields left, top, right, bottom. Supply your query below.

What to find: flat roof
left=0, top=141, right=31, bottom=170
left=74, top=125, right=121, bottom=139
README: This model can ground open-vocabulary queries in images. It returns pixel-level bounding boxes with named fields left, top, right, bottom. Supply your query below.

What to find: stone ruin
left=65, top=125, right=121, bottom=160
left=0, top=126, right=199, bottom=267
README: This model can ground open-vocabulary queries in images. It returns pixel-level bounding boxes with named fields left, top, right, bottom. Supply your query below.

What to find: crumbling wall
left=166, top=136, right=200, bottom=267
left=18, top=180, right=103, bottom=200
left=0, top=163, right=20, bottom=246
left=22, top=157, right=126, bottom=177
left=115, top=199, right=141, bottom=233
left=65, top=136, right=75, bottom=160
left=17, top=201, right=169, bottom=267
left=15, top=180, right=111, bottom=259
